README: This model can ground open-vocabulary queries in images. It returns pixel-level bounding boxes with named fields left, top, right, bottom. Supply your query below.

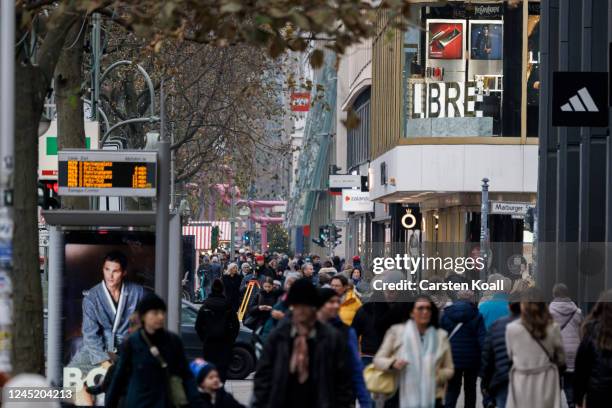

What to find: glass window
left=402, top=1, right=536, bottom=138
left=526, top=3, right=540, bottom=137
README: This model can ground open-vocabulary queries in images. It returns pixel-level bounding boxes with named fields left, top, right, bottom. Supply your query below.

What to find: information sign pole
left=155, top=81, right=170, bottom=304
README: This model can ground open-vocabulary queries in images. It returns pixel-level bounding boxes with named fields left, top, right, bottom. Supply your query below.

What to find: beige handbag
left=363, top=363, right=397, bottom=395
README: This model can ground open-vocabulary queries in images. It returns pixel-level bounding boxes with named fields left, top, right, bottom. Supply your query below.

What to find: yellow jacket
left=339, top=288, right=362, bottom=326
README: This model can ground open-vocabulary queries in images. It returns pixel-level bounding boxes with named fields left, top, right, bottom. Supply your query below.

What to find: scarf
left=289, top=323, right=312, bottom=384
left=399, top=320, right=439, bottom=408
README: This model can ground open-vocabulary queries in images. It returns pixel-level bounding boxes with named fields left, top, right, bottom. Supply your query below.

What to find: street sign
left=490, top=201, right=535, bottom=216
left=38, top=121, right=100, bottom=180
left=342, top=189, right=373, bottom=212
left=552, top=72, right=608, bottom=127
left=57, top=150, right=157, bottom=197
left=329, top=174, right=362, bottom=189
left=290, top=92, right=311, bottom=112
left=39, top=228, right=49, bottom=247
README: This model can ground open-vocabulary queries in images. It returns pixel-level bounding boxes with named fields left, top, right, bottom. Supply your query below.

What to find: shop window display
left=403, top=2, right=539, bottom=138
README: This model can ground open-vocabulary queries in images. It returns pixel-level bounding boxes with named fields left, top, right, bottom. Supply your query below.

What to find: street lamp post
left=0, top=0, right=15, bottom=373
left=480, top=178, right=490, bottom=280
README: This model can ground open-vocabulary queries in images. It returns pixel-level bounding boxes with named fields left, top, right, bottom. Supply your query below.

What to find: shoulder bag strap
left=448, top=322, right=464, bottom=340
left=140, top=329, right=168, bottom=368
left=528, top=331, right=554, bottom=364
left=560, top=310, right=577, bottom=331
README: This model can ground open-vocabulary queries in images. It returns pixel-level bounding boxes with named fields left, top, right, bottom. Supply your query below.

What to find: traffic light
left=331, top=224, right=342, bottom=247
left=242, top=231, right=251, bottom=245
left=311, top=238, right=325, bottom=247
left=312, top=225, right=331, bottom=248
left=38, top=181, right=60, bottom=210
left=319, top=225, right=330, bottom=242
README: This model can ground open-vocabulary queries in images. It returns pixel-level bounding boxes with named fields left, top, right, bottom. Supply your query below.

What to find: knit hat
left=318, top=288, right=339, bottom=305
left=189, top=358, right=217, bottom=385
left=255, top=254, right=265, bottom=262
left=136, top=293, right=167, bottom=316
left=287, top=278, right=321, bottom=307
left=241, top=262, right=252, bottom=270
left=211, top=278, right=224, bottom=295
left=352, top=255, right=361, bottom=262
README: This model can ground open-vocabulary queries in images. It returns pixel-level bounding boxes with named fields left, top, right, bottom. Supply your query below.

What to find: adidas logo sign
left=560, top=87, right=600, bottom=112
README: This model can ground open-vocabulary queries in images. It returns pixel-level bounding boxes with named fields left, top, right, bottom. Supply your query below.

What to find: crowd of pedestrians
left=187, top=250, right=611, bottom=408
left=9, top=249, right=610, bottom=408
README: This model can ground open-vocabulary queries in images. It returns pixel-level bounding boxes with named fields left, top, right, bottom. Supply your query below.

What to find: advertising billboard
left=62, top=230, right=155, bottom=405
left=342, top=189, right=373, bottom=212
left=470, top=22, right=503, bottom=60
left=428, top=21, right=464, bottom=60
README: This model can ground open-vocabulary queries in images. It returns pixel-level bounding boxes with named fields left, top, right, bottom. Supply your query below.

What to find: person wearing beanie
left=318, top=288, right=373, bottom=408
left=255, top=254, right=275, bottom=280
left=190, top=359, right=244, bottom=408
left=195, top=279, right=239, bottom=382
left=253, top=278, right=353, bottom=408
left=105, top=293, right=201, bottom=408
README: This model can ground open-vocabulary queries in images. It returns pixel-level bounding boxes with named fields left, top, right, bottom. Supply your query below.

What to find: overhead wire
left=63, top=12, right=89, bottom=50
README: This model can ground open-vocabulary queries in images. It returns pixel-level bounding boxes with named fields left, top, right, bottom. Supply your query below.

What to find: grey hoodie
left=549, top=298, right=583, bottom=371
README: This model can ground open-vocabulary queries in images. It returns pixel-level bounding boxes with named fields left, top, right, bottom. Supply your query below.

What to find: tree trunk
left=55, top=22, right=88, bottom=210
left=12, top=64, right=46, bottom=374
left=11, top=9, right=79, bottom=374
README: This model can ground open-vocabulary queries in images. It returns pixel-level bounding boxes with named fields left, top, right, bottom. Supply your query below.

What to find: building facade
left=537, top=0, right=612, bottom=302
left=366, top=1, right=539, bottom=276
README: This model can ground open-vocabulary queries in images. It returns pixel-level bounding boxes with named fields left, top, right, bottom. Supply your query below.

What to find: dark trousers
left=202, top=342, right=232, bottom=382
left=562, top=372, right=575, bottom=408
left=445, top=367, right=478, bottom=408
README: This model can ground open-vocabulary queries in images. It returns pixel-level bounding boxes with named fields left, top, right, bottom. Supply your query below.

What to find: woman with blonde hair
left=505, top=287, right=565, bottom=408
left=222, top=262, right=242, bottom=313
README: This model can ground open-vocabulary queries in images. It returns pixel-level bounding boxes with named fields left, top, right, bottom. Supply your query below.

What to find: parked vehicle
left=181, top=300, right=256, bottom=379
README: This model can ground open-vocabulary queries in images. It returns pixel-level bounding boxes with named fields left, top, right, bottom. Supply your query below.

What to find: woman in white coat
left=506, top=288, right=566, bottom=408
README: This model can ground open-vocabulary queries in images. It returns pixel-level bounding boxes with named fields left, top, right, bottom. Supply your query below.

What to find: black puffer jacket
left=574, top=323, right=612, bottom=408
left=480, top=314, right=519, bottom=395
left=440, top=300, right=486, bottom=369
left=252, top=320, right=353, bottom=408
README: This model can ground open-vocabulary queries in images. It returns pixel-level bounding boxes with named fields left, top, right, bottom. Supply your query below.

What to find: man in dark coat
left=440, top=290, right=486, bottom=408
left=105, top=293, right=201, bottom=408
left=252, top=278, right=353, bottom=408
left=351, top=295, right=410, bottom=366
left=195, top=279, right=240, bottom=382
left=480, top=292, right=521, bottom=408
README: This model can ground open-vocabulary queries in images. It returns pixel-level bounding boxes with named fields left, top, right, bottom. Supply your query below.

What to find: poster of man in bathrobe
left=62, top=230, right=155, bottom=405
